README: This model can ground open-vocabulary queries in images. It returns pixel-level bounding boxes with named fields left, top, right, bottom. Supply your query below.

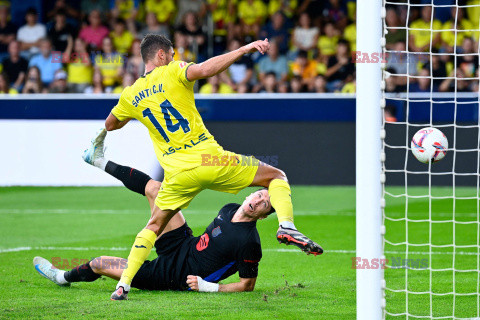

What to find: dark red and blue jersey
left=131, top=203, right=262, bottom=291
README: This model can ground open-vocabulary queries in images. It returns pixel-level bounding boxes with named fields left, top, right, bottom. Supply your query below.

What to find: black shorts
left=131, top=223, right=194, bottom=291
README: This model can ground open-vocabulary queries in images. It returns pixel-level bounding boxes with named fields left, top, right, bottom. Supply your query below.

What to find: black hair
left=265, top=71, right=277, bottom=78
left=26, top=7, right=37, bottom=16
left=140, top=34, right=173, bottom=63
left=115, top=18, right=126, bottom=26
left=297, top=50, right=308, bottom=59
left=259, top=187, right=276, bottom=216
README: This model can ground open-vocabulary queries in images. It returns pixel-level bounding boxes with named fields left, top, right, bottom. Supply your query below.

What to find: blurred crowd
left=0, top=0, right=477, bottom=94
left=385, top=1, right=479, bottom=94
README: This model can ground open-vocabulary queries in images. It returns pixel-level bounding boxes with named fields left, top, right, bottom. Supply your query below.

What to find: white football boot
left=33, top=256, right=70, bottom=287
left=82, top=128, right=107, bottom=166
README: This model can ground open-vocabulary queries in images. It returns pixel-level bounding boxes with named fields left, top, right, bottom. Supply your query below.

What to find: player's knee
left=271, top=168, right=288, bottom=182
left=89, top=256, right=105, bottom=273
left=145, top=180, right=161, bottom=201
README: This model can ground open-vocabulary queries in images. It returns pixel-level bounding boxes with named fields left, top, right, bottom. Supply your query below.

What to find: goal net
left=382, top=0, right=480, bottom=319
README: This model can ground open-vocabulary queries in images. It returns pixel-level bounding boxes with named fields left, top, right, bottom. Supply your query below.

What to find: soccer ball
left=411, top=127, right=448, bottom=163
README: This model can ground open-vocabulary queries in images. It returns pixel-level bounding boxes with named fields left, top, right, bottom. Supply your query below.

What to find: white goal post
left=358, top=0, right=480, bottom=319
left=356, top=0, right=383, bottom=319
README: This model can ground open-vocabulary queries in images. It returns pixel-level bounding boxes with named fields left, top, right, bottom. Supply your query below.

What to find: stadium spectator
left=81, top=0, right=110, bottom=16
left=110, top=0, right=139, bottom=32
left=311, top=75, right=327, bottom=93
left=290, top=50, right=318, bottom=88
left=457, top=37, right=478, bottom=79
left=173, top=32, right=197, bottom=62
left=113, top=72, right=135, bottom=93
left=267, top=0, right=297, bottom=21
left=297, top=0, right=324, bottom=25
left=277, top=81, right=288, bottom=93
left=384, top=105, right=397, bottom=122
left=290, top=75, right=305, bottom=93
left=466, top=0, right=479, bottom=31
left=176, top=11, right=206, bottom=59
left=422, top=52, right=447, bottom=87
left=291, top=13, right=319, bottom=55
left=48, top=9, right=76, bottom=53
left=94, top=37, right=124, bottom=88
left=175, top=0, right=207, bottom=26
left=223, top=38, right=254, bottom=91
left=138, top=12, right=170, bottom=40
left=384, top=69, right=401, bottom=93
left=409, top=69, right=433, bottom=93
left=144, top=0, right=177, bottom=26
left=47, top=0, right=80, bottom=21
left=322, top=0, right=348, bottom=30
left=85, top=69, right=110, bottom=94
left=66, top=37, right=93, bottom=93
left=17, top=8, right=47, bottom=59
left=343, top=14, right=356, bottom=52
left=441, top=7, right=472, bottom=53
left=237, top=0, right=268, bottom=39
left=259, top=11, right=290, bottom=54
left=22, top=66, right=44, bottom=94
left=317, top=22, right=339, bottom=56
left=387, top=41, right=419, bottom=79
left=199, top=74, right=235, bottom=94
left=49, top=69, right=69, bottom=93
left=0, top=72, right=16, bottom=93
left=0, top=4, right=16, bottom=59
left=341, top=78, right=356, bottom=93
left=125, top=39, right=144, bottom=79
left=78, top=10, right=109, bottom=49
left=256, top=71, right=277, bottom=93
left=207, top=0, right=235, bottom=42
left=29, top=38, right=63, bottom=86
left=385, top=7, right=406, bottom=49
left=2, top=41, right=28, bottom=90
left=257, top=41, right=288, bottom=83
left=439, top=69, right=472, bottom=92
left=110, top=18, right=134, bottom=54
left=409, top=6, right=442, bottom=52
left=325, top=39, right=354, bottom=91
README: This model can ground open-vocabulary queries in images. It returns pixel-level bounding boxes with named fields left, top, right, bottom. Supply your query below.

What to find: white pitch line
left=1, top=246, right=479, bottom=256
left=0, top=208, right=353, bottom=216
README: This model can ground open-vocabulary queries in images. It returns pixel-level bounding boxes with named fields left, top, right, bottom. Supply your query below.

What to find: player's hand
left=242, top=38, right=270, bottom=55
left=186, top=275, right=199, bottom=291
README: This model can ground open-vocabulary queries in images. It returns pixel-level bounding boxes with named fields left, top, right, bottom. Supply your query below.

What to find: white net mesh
left=382, top=0, right=480, bottom=319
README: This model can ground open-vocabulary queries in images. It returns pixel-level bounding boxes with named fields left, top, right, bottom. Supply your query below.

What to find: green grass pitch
left=0, top=186, right=355, bottom=319
left=1, top=186, right=478, bottom=319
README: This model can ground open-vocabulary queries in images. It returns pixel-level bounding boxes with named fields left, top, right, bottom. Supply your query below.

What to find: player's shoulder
left=218, top=203, right=241, bottom=217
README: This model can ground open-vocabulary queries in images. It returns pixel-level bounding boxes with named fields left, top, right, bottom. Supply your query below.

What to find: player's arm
left=186, top=275, right=256, bottom=292
left=105, top=112, right=132, bottom=131
left=186, top=39, right=270, bottom=81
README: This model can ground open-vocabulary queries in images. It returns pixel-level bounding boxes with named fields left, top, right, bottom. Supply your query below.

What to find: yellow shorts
left=155, top=151, right=259, bottom=210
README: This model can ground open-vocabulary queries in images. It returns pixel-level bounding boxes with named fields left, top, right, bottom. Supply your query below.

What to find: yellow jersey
left=111, top=60, right=223, bottom=178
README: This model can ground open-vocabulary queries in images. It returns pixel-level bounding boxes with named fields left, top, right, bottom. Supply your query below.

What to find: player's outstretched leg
left=251, top=163, right=323, bottom=255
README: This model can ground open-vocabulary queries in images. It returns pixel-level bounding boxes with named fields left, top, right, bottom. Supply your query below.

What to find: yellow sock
left=119, top=228, right=156, bottom=286
left=268, top=179, right=294, bottom=223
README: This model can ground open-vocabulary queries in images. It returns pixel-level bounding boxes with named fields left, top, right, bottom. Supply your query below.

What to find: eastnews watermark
left=51, top=257, right=126, bottom=270
left=51, top=51, right=128, bottom=64
left=352, top=256, right=429, bottom=269
left=201, top=154, right=279, bottom=167
left=352, top=51, right=431, bottom=64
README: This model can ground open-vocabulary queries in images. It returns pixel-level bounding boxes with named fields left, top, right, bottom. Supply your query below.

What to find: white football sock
left=55, top=270, right=69, bottom=285
left=93, top=158, right=108, bottom=171
left=280, top=221, right=296, bottom=230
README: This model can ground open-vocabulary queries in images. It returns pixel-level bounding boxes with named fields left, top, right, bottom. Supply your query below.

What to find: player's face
left=241, top=190, right=272, bottom=218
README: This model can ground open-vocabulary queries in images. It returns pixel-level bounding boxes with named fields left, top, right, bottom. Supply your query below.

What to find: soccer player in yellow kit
left=83, top=34, right=322, bottom=300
